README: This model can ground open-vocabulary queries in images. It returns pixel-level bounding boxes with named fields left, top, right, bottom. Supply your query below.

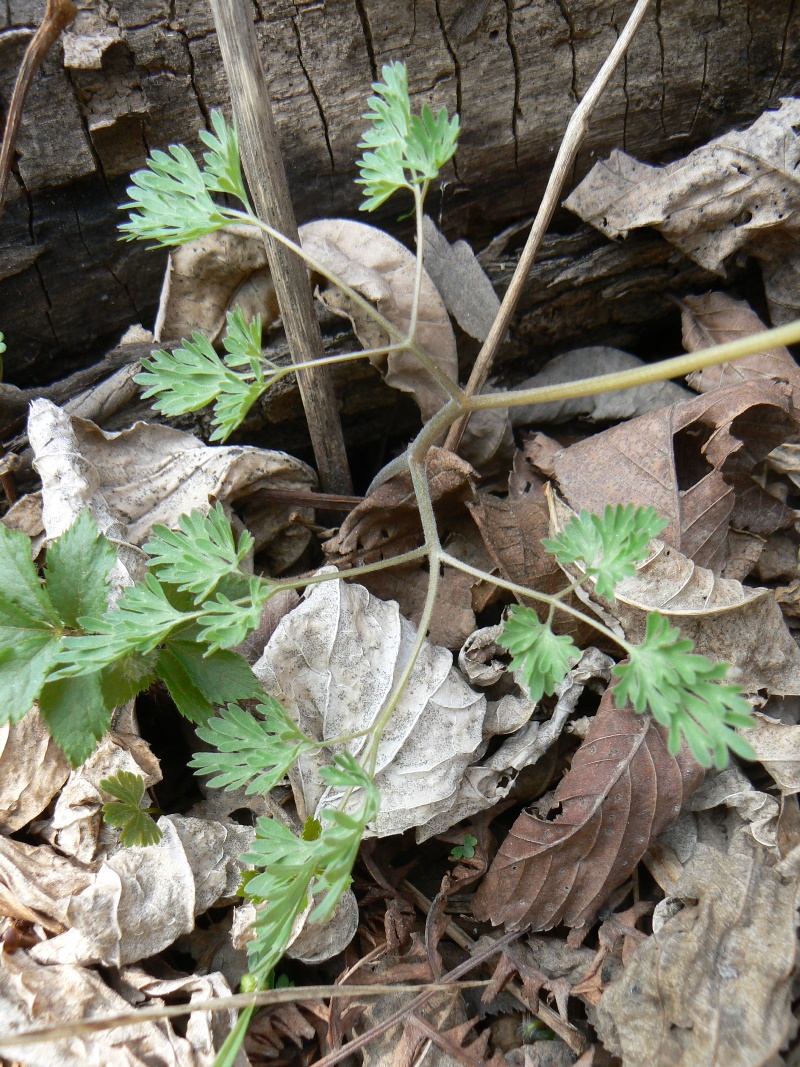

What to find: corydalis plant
left=499, top=505, right=755, bottom=769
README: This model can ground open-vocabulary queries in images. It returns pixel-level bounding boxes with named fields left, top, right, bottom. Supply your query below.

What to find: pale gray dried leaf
left=0, top=836, right=93, bottom=933
left=421, top=215, right=501, bottom=342
left=509, top=347, right=691, bottom=426
left=252, top=575, right=486, bottom=836
left=740, top=712, right=800, bottom=794
left=0, top=709, right=70, bottom=833
left=565, top=99, right=800, bottom=325
left=597, top=836, right=798, bottom=1067
left=688, top=764, right=779, bottom=852
left=284, top=888, right=359, bottom=964
left=29, top=816, right=252, bottom=968
left=155, top=224, right=278, bottom=344
left=26, top=399, right=315, bottom=570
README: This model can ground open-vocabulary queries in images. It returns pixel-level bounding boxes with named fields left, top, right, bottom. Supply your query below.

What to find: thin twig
left=0, top=0, right=76, bottom=218
left=401, top=880, right=587, bottom=1055
left=208, top=0, right=353, bottom=495
left=443, top=0, right=654, bottom=453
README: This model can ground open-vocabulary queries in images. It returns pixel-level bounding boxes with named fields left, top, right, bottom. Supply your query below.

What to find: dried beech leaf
left=421, top=215, right=500, bottom=343
left=596, top=836, right=799, bottom=1067
left=301, top=218, right=458, bottom=422
left=364, top=565, right=479, bottom=651
left=682, top=292, right=800, bottom=397
left=508, top=347, right=691, bottom=426
left=0, top=709, right=70, bottom=833
left=154, top=224, right=278, bottom=344
left=472, top=688, right=704, bottom=933
left=545, top=381, right=799, bottom=573
left=564, top=99, right=800, bottom=324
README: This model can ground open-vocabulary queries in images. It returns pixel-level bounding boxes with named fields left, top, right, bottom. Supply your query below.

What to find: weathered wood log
left=0, top=0, right=797, bottom=381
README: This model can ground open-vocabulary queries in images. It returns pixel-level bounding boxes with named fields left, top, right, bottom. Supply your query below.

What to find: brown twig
left=0, top=0, right=77, bottom=219
left=208, top=0, right=353, bottom=495
left=443, top=0, right=654, bottom=454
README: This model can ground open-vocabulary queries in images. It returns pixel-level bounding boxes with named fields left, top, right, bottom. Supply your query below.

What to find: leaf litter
left=4, top=93, right=800, bottom=1067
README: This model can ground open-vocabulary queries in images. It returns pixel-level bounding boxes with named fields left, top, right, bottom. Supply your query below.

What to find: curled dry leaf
left=253, top=574, right=487, bottom=837
left=24, top=399, right=315, bottom=571
left=541, top=381, right=799, bottom=574
left=28, top=815, right=252, bottom=968
left=688, top=764, right=780, bottom=853
left=596, top=835, right=799, bottom=1067
left=564, top=99, right=800, bottom=324
left=472, top=687, right=704, bottom=934
left=0, top=952, right=241, bottom=1067
left=742, top=711, right=800, bottom=794
left=0, top=709, right=70, bottom=834
left=508, top=347, right=692, bottom=427
left=681, top=292, right=800, bottom=398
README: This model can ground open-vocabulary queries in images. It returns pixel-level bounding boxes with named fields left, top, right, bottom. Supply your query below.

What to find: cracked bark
left=0, top=0, right=798, bottom=387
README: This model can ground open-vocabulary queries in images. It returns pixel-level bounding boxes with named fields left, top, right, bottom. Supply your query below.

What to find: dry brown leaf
left=508, top=347, right=692, bottom=426
left=364, top=564, right=478, bottom=651
left=472, top=688, right=704, bottom=933
left=300, top=218, right=458, bottom=422
left=740, top=711, right=800, bottom=794
left=544, top=381, right=798, bottom=573
left=421, top=215, right=501, bottom=343
left=681, top=292, right=800, bottom=397
left=564, top=99, right=800, bottom=325
left=0, top=709, right=70, bottom=833
left=596, top=835, right=799, bottom=1067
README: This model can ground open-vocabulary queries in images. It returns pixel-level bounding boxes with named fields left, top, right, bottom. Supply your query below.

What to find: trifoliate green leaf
left=356, top=61, right=459, bottom=210
left=0, top=523, right=65, bottom=724
left=100, top=771, right=162, bottom=847
left=613, top=612, right=755, bottom=769
left=200, top=110, right=250, bottom=207
left=190, top=699, right=317, bottom=794
left=241, top=753, right=379, bottom=978
left=156, top=641, right=262, bottom=725
left=145, top=505, right=255, bottom=603
left=449, top=834, right=477, bottom=861
left=195, top=577, right=275, bottom=653
left=38, top=672, right=111, bottom=767
left=543, top=505, right=667, bottom=600
left=44, top=511, right=117, bottom=627
left=498, top=605, right=578, bottom=704
left=119, top=144, right=232, bottom=247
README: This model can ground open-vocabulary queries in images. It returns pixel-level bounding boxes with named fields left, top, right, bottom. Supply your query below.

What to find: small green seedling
left=449, top=834, right=478, bottom=861
left=100, top=771, right=162, bottom=847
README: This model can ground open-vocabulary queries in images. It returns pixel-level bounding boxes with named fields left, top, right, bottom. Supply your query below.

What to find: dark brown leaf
left=682, top=292, right=800, bottom=398
left=472, top=689, right=704, bottom=933
left=543, top=381, right=798, bottom=572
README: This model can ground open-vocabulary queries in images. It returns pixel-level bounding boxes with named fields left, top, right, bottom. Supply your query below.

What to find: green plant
left=449, top=834, right=477, bottom=860
left=6, top=58, right=800, bottom=1065
left=100, top=770, right=162, bottom=846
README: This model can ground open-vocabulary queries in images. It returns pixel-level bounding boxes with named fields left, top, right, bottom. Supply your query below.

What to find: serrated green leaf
left=38, top=672, right=111, bottom=767
left=613, top=612, right=755, bottom=769
left=190, top=698, right=317, bottom=794
left=356, top=61, right=459, bottom=211
left=156, top=642, right=261, bottom=724
left=544, top=505, right=667, bottom=600
left=0, top=637, right=64, bottom=727
left=100, top=651, right=158, bottom=707
left=0, top=523, right=61, bottom=634
left=100, top=771, right=163, bottom=847
left=145, top=504, right=254, bottom=602
left=498, top=605, right=578, bottom=704
left=44, top=511, right=117, bottom=627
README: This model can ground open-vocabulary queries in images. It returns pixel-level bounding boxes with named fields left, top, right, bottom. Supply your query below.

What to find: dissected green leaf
left=242, top=754, right=379, bottom=978
left=499, top=605, right=578, bottom=704
left=544, top=505, right=667, bottom=600
left=195, top=577, right=275, bottom=653
left=191, top=699, right=318, bottom=794
left=38, top=672, right=111, bottom=767
left=135, top=335, right=240, bottom=417
left=356, top=61, right=459, bottom=210
left=44, top=510, right=117, bottom=627
left=100, top=770, right=163, bottom=847
left=200, top=110, right=250, bottom=206
left=614, top=612, right=755, bottom=769
left=146, top=504, right=254, bottom=602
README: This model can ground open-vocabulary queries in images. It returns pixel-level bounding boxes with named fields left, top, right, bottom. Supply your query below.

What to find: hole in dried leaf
left=673, top=421, right=714, bottom=490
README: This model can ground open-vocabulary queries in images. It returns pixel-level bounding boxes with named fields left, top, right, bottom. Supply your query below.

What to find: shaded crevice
left=290, top=14, right=335, bottom=175
left=744, top=0, right=753, bottom=81
left=554, top=0, right=578, bottom=102
left=654, top=0, right=667, bottom=134
left=504, top=0, right=521, bottom=169
left=769, top=0, right=796, bottom=101
left=689, top=40, right=709, bottom=139
left=353, top=0, right=378, bottom=81
left=21, top=181, right=59, bottom=344
left=70, top=196, right=140, bottom=321
left=433, top=0, right=463, bottom=185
